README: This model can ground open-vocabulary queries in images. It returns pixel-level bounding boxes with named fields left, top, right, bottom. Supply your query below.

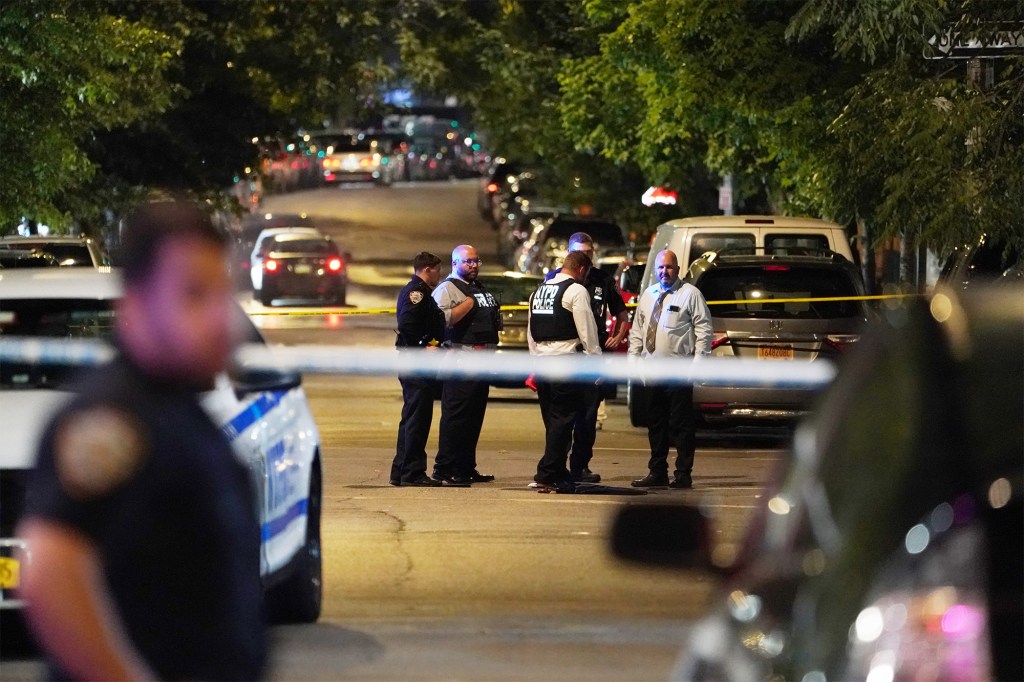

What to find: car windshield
left=479, top=276, right=541, bottom=306
left=271, top=238, right=334, bottom=254
left=696, top=265, right=864, bottom=319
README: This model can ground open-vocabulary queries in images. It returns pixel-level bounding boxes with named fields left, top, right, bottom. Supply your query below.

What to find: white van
left=638, top=215, right=854, bottom=290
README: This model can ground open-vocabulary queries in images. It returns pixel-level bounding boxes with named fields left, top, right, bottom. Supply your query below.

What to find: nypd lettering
left=530, top=284, right=559, bottom=315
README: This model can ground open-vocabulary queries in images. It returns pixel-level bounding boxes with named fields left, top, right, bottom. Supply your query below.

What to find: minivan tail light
left=264, top=259, right=279, bottom=272
left=824, top=334, right=860, bottom=351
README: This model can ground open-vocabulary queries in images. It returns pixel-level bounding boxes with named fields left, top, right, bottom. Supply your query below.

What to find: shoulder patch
left=409, top=290, right=424, bottom=304
left=54, top=407, right=147, bottom=500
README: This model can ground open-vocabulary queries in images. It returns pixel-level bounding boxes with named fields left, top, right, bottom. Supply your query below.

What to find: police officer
left=627, top=248, right=713, bottom=489
left=560, top=232, right=629, bottom=483
left=528, top=250, right=602, bottom=492
left=431, top=244, right=500, bottom=485
left=16, top=201, right=266, bottom=680
left=391, top=251, right=445, bottom=487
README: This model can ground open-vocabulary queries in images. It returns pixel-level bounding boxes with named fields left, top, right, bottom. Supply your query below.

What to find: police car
left=0, top=268, right=323, bottom=623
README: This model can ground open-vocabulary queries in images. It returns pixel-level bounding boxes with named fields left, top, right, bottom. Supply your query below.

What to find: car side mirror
left=610, top=502, right=718, bottom=571
left=231, top=366, right=302, bottom=396
left=620, top=265, right=643, bottom=294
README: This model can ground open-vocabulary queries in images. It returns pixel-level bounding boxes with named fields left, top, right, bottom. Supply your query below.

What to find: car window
left=696, top=265, right=864, bottom=319
left=270, top=238, right=334, bottom=254
left=479, top=277, right=541, bottom=306
left=764, top=234, right=831, bottom=255
left=689, top=233, right=756, bottom=263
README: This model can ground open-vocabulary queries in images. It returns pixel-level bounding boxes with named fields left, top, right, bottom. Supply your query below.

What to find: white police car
left=0, top=268, right=323, bottom=623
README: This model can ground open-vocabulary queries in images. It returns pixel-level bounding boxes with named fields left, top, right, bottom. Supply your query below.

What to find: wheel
left=266, top=462, right=322, bottom=624
left=260, top=287, right=275, bottom=306
left=332, top=285, right=346, bottom=307
left=627, top=381, right=648, bottom=428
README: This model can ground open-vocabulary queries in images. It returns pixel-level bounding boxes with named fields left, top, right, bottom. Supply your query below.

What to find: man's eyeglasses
left=460, top=258, right=482, bottom=265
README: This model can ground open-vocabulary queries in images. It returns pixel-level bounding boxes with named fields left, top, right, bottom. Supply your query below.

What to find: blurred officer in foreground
left=431, top=244, right=500, bottom=485
left=391, top=251, right=445, bottom=487
left=528, top=250, right=601, bottom=492
left=628, top=248, right=713, bottom=489
left=17, top=201, right=266, bottom=680
left=561, top=232, right=629, bottom=483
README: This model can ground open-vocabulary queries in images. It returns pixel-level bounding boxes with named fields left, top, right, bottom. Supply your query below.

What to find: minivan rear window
left=696, top=265, right=864, bottom=319
left=764, top=234, right=830, bottom=255
left=689, top=234, right=755, bottom=264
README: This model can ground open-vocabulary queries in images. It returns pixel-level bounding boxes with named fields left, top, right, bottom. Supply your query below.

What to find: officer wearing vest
left=430, top=244, right=501, bottom=485
left=391, top=251, right=445, bottom=487
left=528, top=250, right=601, bottom=492
left=544, top=232, right=630, bottom=483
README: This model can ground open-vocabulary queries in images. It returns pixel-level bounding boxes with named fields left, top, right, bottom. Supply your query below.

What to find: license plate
left=293, top=264, right=312, bottom=274
left=342, top=156, right=360, bottom=171
left=0, top=557, right=20, bottom=589
left=758, top=345, right=793, bottom=360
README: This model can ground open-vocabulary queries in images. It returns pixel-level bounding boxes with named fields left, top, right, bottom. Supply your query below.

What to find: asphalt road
left=0, top=180, right=789, bottom=681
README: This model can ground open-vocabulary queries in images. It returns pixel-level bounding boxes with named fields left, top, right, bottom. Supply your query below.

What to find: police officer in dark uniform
left=528, top=250, right=601, bottom=492
left=390, top=251, right=445, bottom=487
left=16, top=201, right=266, bottom=680
left=544, top=232, right=629, bottom=482
left=431, top=244, right=501, bottom=485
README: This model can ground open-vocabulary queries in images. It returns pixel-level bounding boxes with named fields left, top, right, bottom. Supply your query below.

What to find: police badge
left=409, top=291, right=424, bottom=304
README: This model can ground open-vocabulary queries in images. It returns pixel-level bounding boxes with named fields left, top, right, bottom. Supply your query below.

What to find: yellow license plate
left=758, top=345, right=793, bottom=360
left=0, top=557, right=20, bottom=589
left=293, top=264, right=312, bottom=274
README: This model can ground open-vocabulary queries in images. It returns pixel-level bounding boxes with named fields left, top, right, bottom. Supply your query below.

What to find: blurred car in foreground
left=250, top=229, right=347, bottom=306
left=686, top=249, right=872, bottom=430
left=611, top=284, right=1023, bottom=681
left=0, top=235, right=108, bottom=268
left=939, top=233, right=1022, bottom=290
left=0, top=269, right=325, bottom=623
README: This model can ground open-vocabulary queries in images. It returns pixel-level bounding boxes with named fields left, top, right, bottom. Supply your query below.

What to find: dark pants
left=535, top=380, right=587, bottom=484
left=391, top=376, right=438, bottom=482
left=569, top=383, right=600, bottom=476
left=435, top=378, right=489, bottom=476
left=645, top=384, right=696, bottom=479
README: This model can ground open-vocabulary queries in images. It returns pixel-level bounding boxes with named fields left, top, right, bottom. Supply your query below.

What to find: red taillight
left=711, top=332, right=729, bottom=350
left=763, top=265, right=790, bottom=271
left=264, top=259, right=279, bottom=272
left=486, top=182, right=499, bottom=193
left=327, top=258, right=343, bottom=272
left=824, top=334, right=860, bottom=352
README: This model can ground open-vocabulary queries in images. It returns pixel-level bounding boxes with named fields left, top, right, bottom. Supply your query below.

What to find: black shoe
left=631, top=473, right=669, bottom=488
left=669, top=475, right=693, bottom=489
left=467, top=470, right=495, bottom=483
left=572, top=468, right=601, bottom=483
left=433, top=472, right=473, bottom=486
left=389, top=479, right=401, bottom=486
left=403, top=473, right=442, bottom=487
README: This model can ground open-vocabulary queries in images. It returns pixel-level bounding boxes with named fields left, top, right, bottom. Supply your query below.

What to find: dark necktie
left=645, top=289, right=669, bottom=353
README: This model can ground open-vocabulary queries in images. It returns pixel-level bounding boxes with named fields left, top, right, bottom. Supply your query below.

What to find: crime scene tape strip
left=246, top=293, right=918, bottom=315
left=0, top=337, right=836, bottom=388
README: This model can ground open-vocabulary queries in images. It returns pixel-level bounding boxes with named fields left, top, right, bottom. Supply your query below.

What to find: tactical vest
left=446, top=278, right=500, bottom=345
left=529, top=278, right=579, bottom=342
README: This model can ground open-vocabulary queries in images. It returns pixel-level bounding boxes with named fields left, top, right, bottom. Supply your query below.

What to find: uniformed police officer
left=431, top=244, right=500, bottom=485
left=528, top=250, right=602, bottom=492
left=628, top=248, right=714, bottom=489
left=16, top=201, right=266, bottom=680
left=561, top=232, right=629, bottom=483
left=390, top=251, right=445, bottom=487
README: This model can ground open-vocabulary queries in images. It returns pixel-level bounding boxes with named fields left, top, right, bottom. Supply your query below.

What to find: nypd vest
left=529, top=278, right=579, bottom=342
left=446, top=278, right=500, bottom=345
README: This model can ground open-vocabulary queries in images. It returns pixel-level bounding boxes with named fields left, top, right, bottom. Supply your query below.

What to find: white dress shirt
left=527, top=273, right=601, bottom=356
left=627, top=280, right=714, bottom=359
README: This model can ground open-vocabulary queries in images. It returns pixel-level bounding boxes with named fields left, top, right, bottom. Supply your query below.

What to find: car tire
left=260, top=287, right=275, bottom=307
left=266, top=462, right=322, bottom=624
left=627, top=381, right=648, bottom=428
left=332, top=285, right=346, bottom=307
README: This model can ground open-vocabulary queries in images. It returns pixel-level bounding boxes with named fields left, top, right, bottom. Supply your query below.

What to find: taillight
left=711, top=332, right=729, bottom=350
left=327, top=258, right=343, bottom=272
left=486, top=182, right=499, bottom=193
left=824, top=334, right=860, bottom=351
left=763, top=265, right=789, bottom=271
left=264, top=259, right=279, bottom=272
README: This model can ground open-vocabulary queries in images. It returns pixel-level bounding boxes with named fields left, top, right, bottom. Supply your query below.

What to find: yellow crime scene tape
left=247, top=293, right=919, bottom=316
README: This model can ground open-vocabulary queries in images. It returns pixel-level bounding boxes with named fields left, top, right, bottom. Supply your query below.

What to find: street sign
left=926, top=23, right=1024, bottom=59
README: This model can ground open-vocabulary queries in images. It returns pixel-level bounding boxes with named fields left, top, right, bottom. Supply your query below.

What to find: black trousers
left=435, top=378, right=489, bottom=476
left=569, top=383, right=600, bottom=475
left=391, top=376, right=438, bottom=482
left=535, top=380, right=588, bottom=484
left=645, top=383, right=696, bottom=479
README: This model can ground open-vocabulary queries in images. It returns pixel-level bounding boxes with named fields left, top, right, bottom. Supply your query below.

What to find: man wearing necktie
left=627, top=249, right=714, bottom=488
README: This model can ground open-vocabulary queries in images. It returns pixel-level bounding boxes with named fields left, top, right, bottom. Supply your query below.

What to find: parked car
left=477, top=159, right=520, bottom=225
left=476, top=269, right=544, bottom=350
left=514, top=215, right=626, bottom=277
left=0, top=235, right=109, bottom=268
left=308, top=131, right=390, bottom=185
left=939, top=233, right=1023, bottom=290
left=629, top=249, right=872, bottom=429
left=0, top=268, right=325, bottom=623
left=496, top=201, right=567, bottom=269
left=250, top=229, right=347, bottom=307
left=610, top=284, right=1023, bottom=681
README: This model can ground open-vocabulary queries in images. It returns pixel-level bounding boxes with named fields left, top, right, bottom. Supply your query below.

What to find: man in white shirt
left=627, top=249, right=713, bottom=488
left=527, top=250, right=602, bottom=492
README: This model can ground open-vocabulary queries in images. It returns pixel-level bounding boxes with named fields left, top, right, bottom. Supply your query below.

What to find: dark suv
left=688, top=249, right=872, bottom=428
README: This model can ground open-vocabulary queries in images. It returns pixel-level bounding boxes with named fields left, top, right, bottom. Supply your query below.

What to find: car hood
left=0, top=389, right=71, bottom=469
